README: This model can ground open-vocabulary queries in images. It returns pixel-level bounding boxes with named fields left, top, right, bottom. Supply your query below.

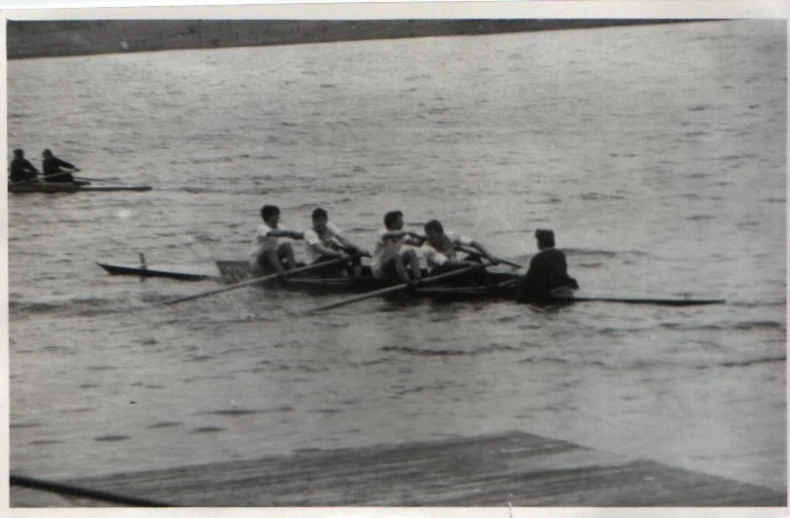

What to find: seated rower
left=42, top=149, right=80, bottom=183
left=371, top=210, right=423, bottom=284
left=419, top=219, right=494, bottom=277
left=249, top=204, right=305, bottom=276
left=304, top=208, right=369, bottom=276
left=516, top=229, right=579, bottom=302
left=421, top=219, right=500, bottom=267
left=8, top=149, right=40, bottom=184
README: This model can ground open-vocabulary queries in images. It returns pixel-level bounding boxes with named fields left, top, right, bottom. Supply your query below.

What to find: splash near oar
left=304, top=266, right=477, bottom=314
left=158, top=255, right=356, bottom=306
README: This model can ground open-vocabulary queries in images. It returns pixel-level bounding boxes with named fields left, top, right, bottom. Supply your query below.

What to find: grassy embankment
left=8, top=19, right=691, bottom=59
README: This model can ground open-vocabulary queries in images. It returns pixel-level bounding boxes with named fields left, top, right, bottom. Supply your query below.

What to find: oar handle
left=457, top=246, right=522, bottom=269
left=159, top=255, right=356, bottom=306
left=496, top=278, right=521, bottom=288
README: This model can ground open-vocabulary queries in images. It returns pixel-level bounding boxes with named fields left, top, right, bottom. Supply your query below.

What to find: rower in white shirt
left=249, top=204, right=304, bottom=276
left=419, top=219, right=498, bottom=274
left=303, top=208, right=368, bottom=276
left=371, top=210, right=423, bottom=283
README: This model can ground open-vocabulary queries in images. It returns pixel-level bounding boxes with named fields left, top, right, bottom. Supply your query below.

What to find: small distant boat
left=8, top=182, right=152, bottom=194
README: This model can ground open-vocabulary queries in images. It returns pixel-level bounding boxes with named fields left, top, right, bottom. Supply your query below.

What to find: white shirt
left=371, top=228, right=409, bottom=277
left=419, top=231, right=474, bottom=269
left=249, top=223, right=295, bottom=261
left=303, top=222, right=344, bottom=262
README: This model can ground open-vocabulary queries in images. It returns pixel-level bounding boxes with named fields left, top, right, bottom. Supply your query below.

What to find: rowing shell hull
left=97, top=263, right=215, bottom=281
left=214, top=261, right=725, bottom=306
left=9, top=182, right=152, bottom=193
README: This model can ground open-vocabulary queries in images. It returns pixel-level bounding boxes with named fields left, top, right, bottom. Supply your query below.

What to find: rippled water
left=8, top=20, right=786, bottom=494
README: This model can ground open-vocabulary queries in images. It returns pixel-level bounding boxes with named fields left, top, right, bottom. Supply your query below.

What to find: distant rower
left=249, top=204, right=304, bottom=276
left=516, top=229, right=579, bottom=301
left=371, top=210, right=423, bottom=284
left=304, top=208, right=368, bottom=276
left=8, top=149, right=40, bottom=183
left=420, top=219, right=499, bottom=272
left=42, top=149, right=79, bottom=183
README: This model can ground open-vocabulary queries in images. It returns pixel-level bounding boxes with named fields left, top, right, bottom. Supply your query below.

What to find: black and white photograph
left=5, top=3, right=787, bottom=510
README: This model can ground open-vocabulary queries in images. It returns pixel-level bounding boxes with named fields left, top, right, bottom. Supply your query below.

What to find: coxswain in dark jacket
left=8, top=149, right=40, bottom=183
left=516, top=229, right=579, bottom=302
left=42, top=149, right=78, bottom=182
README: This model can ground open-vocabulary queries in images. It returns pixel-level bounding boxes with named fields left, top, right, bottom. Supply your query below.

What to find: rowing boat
left=94, top=260, right=724, bottom=306
left=8, top=182, right=152, bottom=193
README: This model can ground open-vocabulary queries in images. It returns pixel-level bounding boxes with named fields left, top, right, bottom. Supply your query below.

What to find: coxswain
left=419, top=219, right=495, bottom=277
left=371, top=210, right=423, bottom=284
left=249, top=204, right=304, bottom=276
left=8, top=149, right=40, bottom=183
left=304, top=208, right=368, bottom=276
left=42, top=149, right=79, bottom=183
left=516, top=229, right=579, bottom=301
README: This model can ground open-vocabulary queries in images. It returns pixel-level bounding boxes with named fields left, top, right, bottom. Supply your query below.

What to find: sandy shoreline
left=7, top=19, right=693, bottom=59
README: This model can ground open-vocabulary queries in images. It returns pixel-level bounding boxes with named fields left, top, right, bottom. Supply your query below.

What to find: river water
left=7, top=20, right=786, bottom=495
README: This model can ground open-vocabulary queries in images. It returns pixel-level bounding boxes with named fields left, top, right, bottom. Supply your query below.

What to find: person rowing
left=417, top=219, right=495, bottom=281
left=515, top=229, right=579, bottom=302
left=42, top=149, right=81, bottom=183
left=304, top=208, right=369, bottom=276
left=420, top=219, right=500, bottom=269
left=8, top=149, right=40, bottom=184
left=249, top=204, right=304, bottom=276
left=371, top=210, right=424, bottom=284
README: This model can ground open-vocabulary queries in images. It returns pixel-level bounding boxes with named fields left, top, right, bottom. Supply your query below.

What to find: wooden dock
left=16, top=432, right=786, bottom=507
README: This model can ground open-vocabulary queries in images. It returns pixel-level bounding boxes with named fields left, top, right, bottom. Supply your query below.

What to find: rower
left=371, top=210, right=423, bottom=284
left=8, top=149, right=40, bottom=183
left=419, top=219, right=494, bottom=277
left=304, top=208, right=368, bottom=276
left=41, top=149, right=80, bottom=183
left=515, top=229, right=579, bottom=301
left=249, top=204, right=304, bottom=276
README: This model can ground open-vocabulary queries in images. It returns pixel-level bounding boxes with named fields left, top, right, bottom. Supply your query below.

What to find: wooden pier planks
left=52, top=432, right=785, bottom=507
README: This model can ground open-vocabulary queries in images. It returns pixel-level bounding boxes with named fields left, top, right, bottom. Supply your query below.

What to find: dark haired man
left=249, top=204, right=304, bottom=276
left=371, top=210, right=423, bottom=283
left=304, top=208, right=367, bottom=276
left=8, top=149, right=40, bottom=183
left=41, top=149, right=79, bottom=183
left=420, top=219, right=498, bottom=274
left=516, top=229, right=579, bottom=301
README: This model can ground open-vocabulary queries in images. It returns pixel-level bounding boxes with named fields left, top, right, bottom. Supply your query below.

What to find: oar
left=305, top=266, right=477, bottom=314
left=75, top=176, right=136, bottom=186
left=158, top=255, right=354, bottom=306
left=401, top=234, right=522, bottom=269
left=458, top=246, right=523, bottom=269
left=497, top=278, right=521, bottom=288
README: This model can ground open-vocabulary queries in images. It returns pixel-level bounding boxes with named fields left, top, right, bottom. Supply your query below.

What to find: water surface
left=8, top=20, right=786, bottom=494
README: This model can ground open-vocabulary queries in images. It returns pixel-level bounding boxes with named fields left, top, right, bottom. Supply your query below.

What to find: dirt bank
left=8, top=19, right=694, bottom=59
